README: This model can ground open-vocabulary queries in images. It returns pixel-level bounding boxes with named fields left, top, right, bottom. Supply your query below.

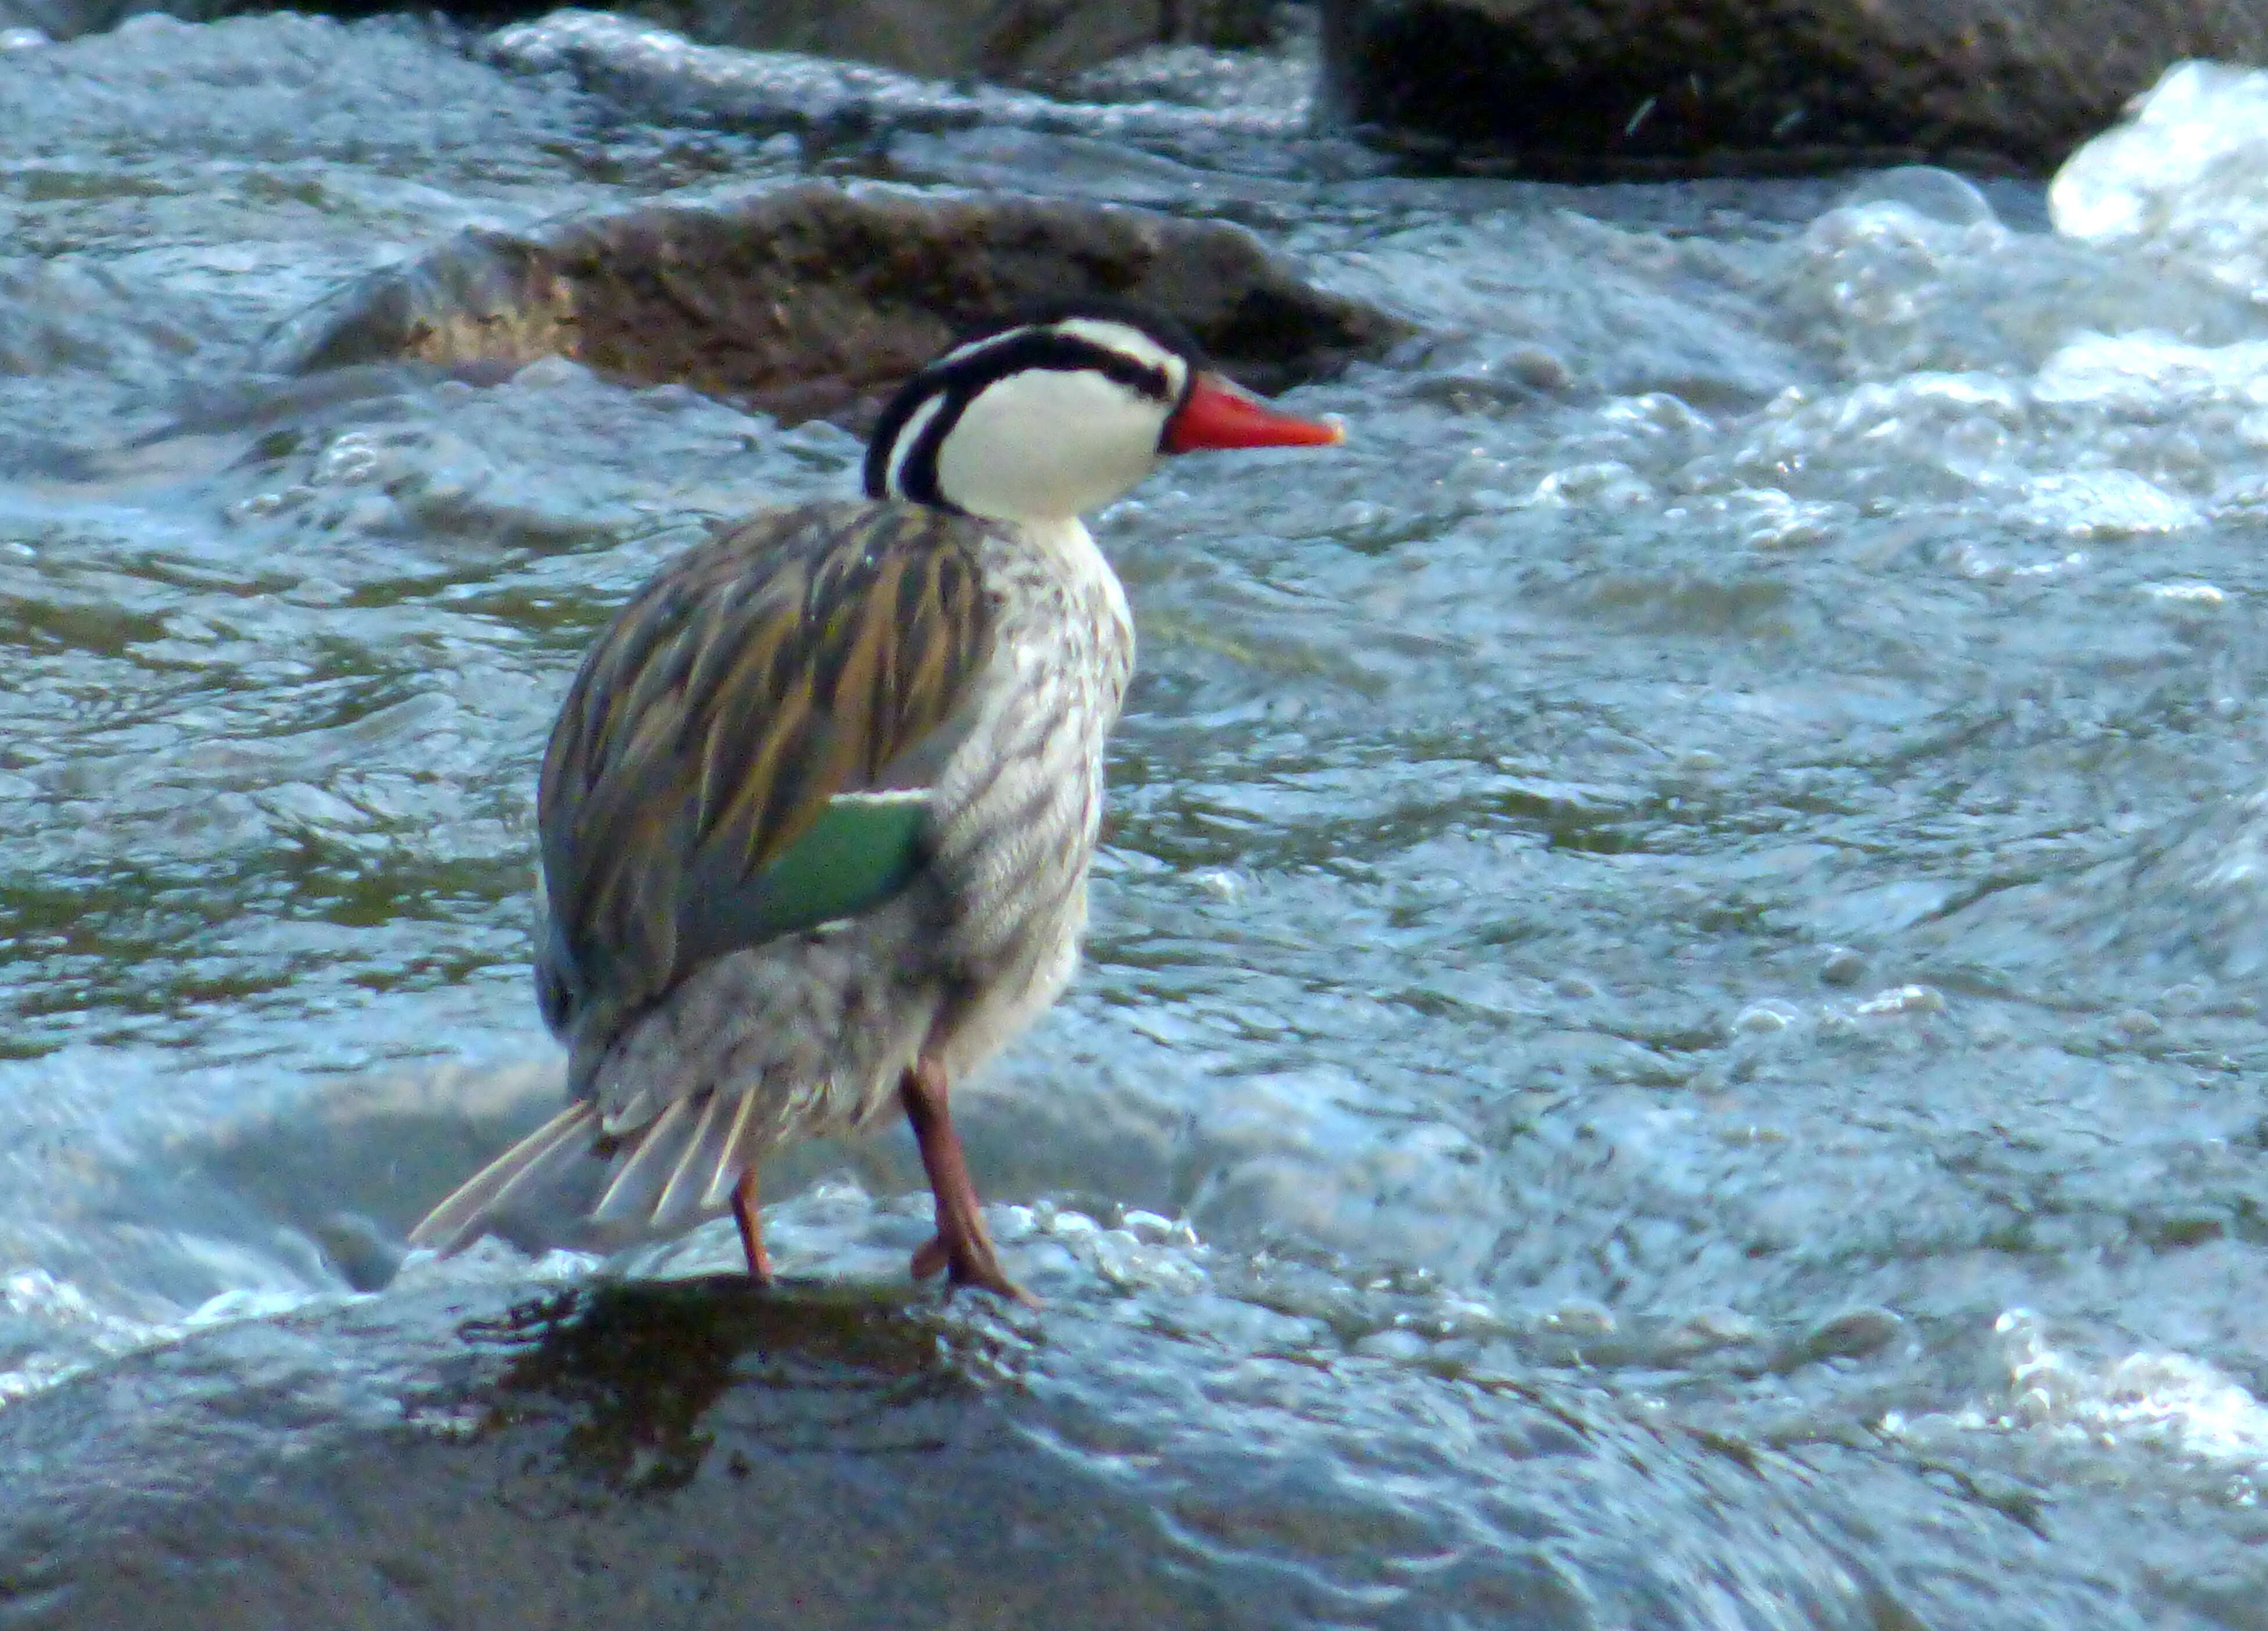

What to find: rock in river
left=1318, top=0, right=2268, bottom=176
left=1, top=0, right=1276, bottom=76
left=605, top=0, right=1277, bottom=83
left=0, top=1239, right=2091, bottom=1629
left=261, top=182, right=1413, bottom=429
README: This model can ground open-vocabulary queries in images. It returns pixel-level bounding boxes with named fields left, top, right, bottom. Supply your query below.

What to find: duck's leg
left=900, top=1056, right=1034, bottom=1305
left=731, top=1168, right=775, bottom=1286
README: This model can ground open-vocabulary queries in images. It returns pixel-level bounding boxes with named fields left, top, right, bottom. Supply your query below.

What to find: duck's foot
left=900, top=1057, right=1037, bottom=1306
left=731, top=1167, right=775, bottom=1286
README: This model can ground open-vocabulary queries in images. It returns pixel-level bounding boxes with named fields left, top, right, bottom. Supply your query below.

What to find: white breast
left=921, top=516, right=1135, bottom=1071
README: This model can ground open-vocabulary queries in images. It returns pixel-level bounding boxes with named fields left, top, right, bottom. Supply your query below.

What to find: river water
left=5, top=13, right=2268, bottom=1626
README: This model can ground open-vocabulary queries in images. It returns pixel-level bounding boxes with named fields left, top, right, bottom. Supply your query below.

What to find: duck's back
left=526, top=499, right=1131, bottom=1228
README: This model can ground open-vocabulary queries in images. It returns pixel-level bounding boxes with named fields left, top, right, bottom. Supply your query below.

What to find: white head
left=864, top=304, right=1342, bottom=525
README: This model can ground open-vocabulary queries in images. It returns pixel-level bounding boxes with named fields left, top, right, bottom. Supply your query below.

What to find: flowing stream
left=6, top=15, right=2268, bottom=1626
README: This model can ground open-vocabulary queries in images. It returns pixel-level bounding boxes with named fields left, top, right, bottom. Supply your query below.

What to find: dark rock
left=481, top=10, right=1316, bottom=168
left=610, top=0, right=1278, bottom=83
left=1317, top=0, right=2268, bottom=177
left=261, top=182, right=1411, bottom=429
left=0, top=1270, right=2068, bottom=1629
left=0, top=0, right=1273, bottom=73
left=1772, top=1304, right=1905, bottom=1371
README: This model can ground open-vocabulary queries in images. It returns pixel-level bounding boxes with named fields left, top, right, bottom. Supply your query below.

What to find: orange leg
left=900, top=1056, right=1034, bottom=1305
left=731, top=1167, right=775, bottom=1286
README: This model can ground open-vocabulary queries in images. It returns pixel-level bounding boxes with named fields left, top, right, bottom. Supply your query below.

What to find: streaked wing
left=536, top=499, right=995, bottom=1033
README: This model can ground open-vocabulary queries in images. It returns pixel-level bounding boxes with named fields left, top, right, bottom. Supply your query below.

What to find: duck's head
left=863, top=301, right=1344, bottom=525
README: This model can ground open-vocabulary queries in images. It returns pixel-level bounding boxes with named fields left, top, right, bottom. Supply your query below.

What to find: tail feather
left=415, top=1086, right=766, bottom=1256
left=701, top=1089, right=765, bottom=1210
left=408, top=1103, right=599, bottom=1255
left=591, top=1088, right=759, bottom=1235
left=481, top=1104, right=609, bottom=1223
left=650, top=1092, right=736, bottom=1232
left=590, top=1095, right=693, bottom=1224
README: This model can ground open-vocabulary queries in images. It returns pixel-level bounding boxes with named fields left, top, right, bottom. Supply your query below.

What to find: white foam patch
left=390, top=1239, right=603, bottom=1289
left=0, top=1268, right=173, bottom=1405
left=2031, top=333, right=2268, bottom=416
left=0, top=1241, right=607, bottom=1411
left=1882, top=1310, right=2268, bottom=1501
left=2014, top=470, right=2203, bottom=538
left=0, top=1253, right=375, bottom=1408
left=2052, top=60, right=2268, bottom=302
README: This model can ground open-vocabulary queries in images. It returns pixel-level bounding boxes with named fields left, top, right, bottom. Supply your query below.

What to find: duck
left=409, top=301, right=1343, bottom=1301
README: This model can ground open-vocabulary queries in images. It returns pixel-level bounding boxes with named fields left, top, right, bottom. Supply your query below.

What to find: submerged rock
left=262, top=181, right=1411, bottom=427
left=1317, top=0, right=2268, bottom=177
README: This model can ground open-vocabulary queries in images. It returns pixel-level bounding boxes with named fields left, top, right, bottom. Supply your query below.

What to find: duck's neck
left=998, top=513, right=1102, bottom=566
left=977, top=513, right=1134, bottom=657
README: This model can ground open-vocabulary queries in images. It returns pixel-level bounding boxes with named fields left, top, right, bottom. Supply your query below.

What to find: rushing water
left=7, top=12, right=2268, bottom=1625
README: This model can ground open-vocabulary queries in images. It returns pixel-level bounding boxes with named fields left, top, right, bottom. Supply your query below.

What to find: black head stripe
left=888, top=394, right=958, bottom=511
left=864, top=371, right=934, bottom=503
left=990, top=296, right=1209, bottom=369
left=865, top=320, right=1194, bottom=507
left=958, top=328, right=1177, bottom=403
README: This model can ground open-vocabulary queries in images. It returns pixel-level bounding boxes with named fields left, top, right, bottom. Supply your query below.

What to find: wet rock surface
left=0, top=1243, right=2156, bottom=1630
left=266, top=182, right=1412, bottom=427
left=1318, top=0, right=2268, bottom=176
